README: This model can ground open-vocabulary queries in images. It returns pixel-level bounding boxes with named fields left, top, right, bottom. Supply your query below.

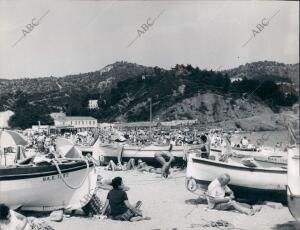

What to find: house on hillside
left=88, top=100, right=99, bottom=109
left=230, top=77, right=243, bottom=82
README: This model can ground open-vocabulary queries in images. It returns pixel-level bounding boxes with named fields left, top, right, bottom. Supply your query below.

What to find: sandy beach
left=45, top=167, right=298, bottom=230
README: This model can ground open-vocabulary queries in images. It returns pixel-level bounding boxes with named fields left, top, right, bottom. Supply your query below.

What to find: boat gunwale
left=190, top=156, right=287, bottom=173
left=0, top=161, right=94, bottom=181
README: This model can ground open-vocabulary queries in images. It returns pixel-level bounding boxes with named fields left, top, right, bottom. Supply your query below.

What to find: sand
left=46, top=168, right=297, bottom=230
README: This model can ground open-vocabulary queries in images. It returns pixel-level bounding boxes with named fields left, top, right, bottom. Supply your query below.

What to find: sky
left=0, top=0, right=298, bottom=79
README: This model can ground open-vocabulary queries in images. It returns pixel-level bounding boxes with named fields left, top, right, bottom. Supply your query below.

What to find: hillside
left=222, top=61, right=299, bottom=85
left=0, top=61, right=155, bottom=111
left=0, top=61, right=298, bottom=130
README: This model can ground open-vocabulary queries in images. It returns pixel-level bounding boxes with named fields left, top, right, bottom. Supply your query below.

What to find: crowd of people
left=1, top=125, right=286, bottom=228
left=105, top=148, right=175, bottom=178
left=97, top=126, right=208, bottom=146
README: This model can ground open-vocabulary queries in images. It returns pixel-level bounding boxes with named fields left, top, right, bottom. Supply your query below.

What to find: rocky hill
left=0, top=61, right=298, bottom=130
left=222, top=61, right=299, bottom=85
left=0, top=62, right=155, bottom=111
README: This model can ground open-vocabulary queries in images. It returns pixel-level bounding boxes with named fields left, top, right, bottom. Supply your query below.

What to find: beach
left=48, top=168, right=296, bottom=230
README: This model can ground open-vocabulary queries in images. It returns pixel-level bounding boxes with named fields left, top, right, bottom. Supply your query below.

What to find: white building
left=50, top=112, right=66, bottom=120
left=161, top=119, right=198, bottom=127
left=88, top=100, right=99, bottom=109
left=230, top=77, right=243, bottom=82
left=54, top=116, right=98, bottom=130
left=31, top=125, right=51, bottom=134
left=0, top=110, right=14, bottom=128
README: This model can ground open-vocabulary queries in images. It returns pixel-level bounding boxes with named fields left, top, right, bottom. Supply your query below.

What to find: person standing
left=219, top=133, right=232, bottom=162
left=199, top=134, right=211, bottom=159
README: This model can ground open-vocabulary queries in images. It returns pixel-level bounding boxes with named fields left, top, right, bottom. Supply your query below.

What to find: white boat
left=93, top=140, right=197, bottom=166
left=211, top=145, right=287, bottom=166
left=186, top=153, right=287, bottom=203
left=0, top=159, right=98, bottom=211
left=232, top=145, right=258, bottom=152
left=285, top=110, right=300, bottom=221
left=287, top=145, right=300, bottom=221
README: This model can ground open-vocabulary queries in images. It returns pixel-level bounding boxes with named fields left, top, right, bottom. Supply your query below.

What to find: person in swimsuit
left=154, top=151, right=175, bottom=178
left=136, top=160, right=157, bottom=173
left=105, top=158, right=136, bottom=171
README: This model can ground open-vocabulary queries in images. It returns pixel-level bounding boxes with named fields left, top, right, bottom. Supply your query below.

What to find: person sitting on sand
left=105, top=158, right=136, bottom=171
left=206, top=174, right=261, bottom=215
left=136, top=158, right=173, bottom=178
left=0, top=203, right=29, bottom=230
left=101, top=177, right=150, bottom=221
left=136, top=159, right=157, bottom=173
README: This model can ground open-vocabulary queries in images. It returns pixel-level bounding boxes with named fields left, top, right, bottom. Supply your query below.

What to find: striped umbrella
left=0, top=130, right=28, bottom=149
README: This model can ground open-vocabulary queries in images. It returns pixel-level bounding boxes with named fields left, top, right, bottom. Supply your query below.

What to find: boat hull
left=287, top=145, right=300, bottom=221
left=0, top=161, right=97, bottom=211
left=186, top=154, right=287, bottom=203
left=96, top=144, right=196, bottom=166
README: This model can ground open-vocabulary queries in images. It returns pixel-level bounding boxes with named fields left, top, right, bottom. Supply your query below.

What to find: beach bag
left=82, top=194, right=103, bottom=216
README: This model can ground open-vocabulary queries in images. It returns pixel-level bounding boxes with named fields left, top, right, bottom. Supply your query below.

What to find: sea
left=231, top=130, right=288, bottom=147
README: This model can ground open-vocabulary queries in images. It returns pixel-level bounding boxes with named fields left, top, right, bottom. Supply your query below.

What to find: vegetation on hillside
left=0, top=62, right=297, bottom=129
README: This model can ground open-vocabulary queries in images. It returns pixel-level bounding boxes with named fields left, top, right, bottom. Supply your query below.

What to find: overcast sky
left=0, top=0, right=298, bottom=79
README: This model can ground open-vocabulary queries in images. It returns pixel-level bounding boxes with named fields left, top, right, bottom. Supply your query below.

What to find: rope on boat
left=286, top=185, right=295, bottom=199
left=53, top=158, right=90, bottom=190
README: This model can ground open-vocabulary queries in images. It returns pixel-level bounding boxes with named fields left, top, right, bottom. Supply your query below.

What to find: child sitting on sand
left=101, top=177, right=150, bottom=221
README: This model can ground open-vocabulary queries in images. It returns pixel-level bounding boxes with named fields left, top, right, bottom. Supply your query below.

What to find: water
left=231, top=130, right=288, bottom=148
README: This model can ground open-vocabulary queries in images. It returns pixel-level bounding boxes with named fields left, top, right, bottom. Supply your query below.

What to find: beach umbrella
left=0, top=130, right=28, bottom=149
left=112, top=131, right=126, bottom=142
left=56, top=138, right=82, bottom=158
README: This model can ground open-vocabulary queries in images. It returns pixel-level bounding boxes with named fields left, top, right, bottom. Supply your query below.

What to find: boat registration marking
left=42, top=173, right=69, bottom=182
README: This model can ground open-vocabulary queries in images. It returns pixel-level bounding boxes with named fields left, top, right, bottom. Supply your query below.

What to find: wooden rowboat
left=0, top=159, right=97, bottom=212
left=285, top=111, right=300, bottom=221
left=186, top=153, right=287, bottom=203
left=94, top=142, right=198, bottom=166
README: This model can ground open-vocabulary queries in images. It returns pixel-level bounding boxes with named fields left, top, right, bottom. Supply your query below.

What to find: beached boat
left=0, top=159, right=97, bottom=211
left=186, top=153, right=287, bottom=203
left=287, top=145, right=300, bottom=221
left=210, top=145, right=258, bottom=154
left=93, top=140, right=197, bottom=166
left=211, top=145, right=287, bottom=166
left=285, top=111, right=300, bottom=221
left=232, top=145, right=258, bottom=152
